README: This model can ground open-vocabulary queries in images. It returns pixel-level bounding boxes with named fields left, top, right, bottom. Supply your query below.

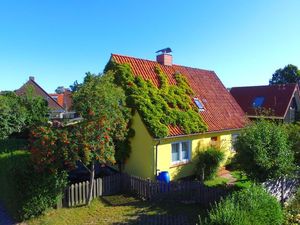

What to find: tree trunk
left=87, top=161, right=95, bottom=205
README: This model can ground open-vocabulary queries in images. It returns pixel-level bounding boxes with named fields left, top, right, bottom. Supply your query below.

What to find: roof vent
left=156, top=47, right=172, bottom=66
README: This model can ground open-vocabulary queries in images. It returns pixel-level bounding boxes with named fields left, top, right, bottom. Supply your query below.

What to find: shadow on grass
left=100, top=194, right=206, bottom=225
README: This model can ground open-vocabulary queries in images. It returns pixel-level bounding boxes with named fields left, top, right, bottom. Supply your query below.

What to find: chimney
left=156, top=47, right=173, bottom=66
left=29, top=76, right=35, bottom=81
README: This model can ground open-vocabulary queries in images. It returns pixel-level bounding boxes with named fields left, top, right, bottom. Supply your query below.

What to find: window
left=231, top=133, right=239, bottom=152
left=171, top=141, right=191, bottom=164
left=193, top=98, right=205, bottom=111
left=210, top=136, right=218, bottom=146
left=252, top=97, right=264, bottom=108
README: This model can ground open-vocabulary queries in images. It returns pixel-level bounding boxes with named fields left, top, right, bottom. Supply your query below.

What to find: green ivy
left=105, top=62, right=207, bottom=138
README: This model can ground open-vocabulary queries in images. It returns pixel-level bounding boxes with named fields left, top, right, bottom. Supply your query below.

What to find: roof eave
left=153, top=127, right=244, bottom=141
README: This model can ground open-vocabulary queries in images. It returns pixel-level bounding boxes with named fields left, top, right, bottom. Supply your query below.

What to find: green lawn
left=27, top=195, right=205, bottom=225
left=231, top=170, right=252, bottom=189
left=204, top=176, right=229, bottom=187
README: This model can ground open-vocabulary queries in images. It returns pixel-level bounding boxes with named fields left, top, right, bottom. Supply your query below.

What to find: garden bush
left=0, top=138, right=28, bottom=153
left=0, top=150, right=67, bottom=221
left=284, top=187, right=300, bottom=224
left=199, top=185, right=283, bottom=225
left=195, top=147, right=225, bottom=181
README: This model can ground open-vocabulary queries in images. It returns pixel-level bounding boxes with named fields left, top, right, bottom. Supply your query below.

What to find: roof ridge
left=22, top=79, right=64, bottom=110
left=111, top=53, right=215, bottom=73
left=231, top=83, right=297, bottom=89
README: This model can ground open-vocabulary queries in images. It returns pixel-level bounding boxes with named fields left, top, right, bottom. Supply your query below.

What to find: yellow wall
left=124, top=112, right=155, bottom=179
left=125, top=112, right=240, bottom=180
left=156, top=132, right=236, bottom=180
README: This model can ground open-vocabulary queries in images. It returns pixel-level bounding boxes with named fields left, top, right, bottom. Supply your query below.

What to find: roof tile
left=112, top=54, right=246, bottom=136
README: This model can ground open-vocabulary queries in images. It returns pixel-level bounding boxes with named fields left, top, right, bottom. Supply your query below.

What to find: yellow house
left=107, top=50, right=246, bottom=180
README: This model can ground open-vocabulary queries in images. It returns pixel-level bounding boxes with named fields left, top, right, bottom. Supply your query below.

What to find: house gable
left=16, top=77, right=65, bottom=112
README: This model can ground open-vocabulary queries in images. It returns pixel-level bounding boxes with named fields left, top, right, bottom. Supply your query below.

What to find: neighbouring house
left=106, top=50, right=246, bottom=180
left=49, top=89, right=75, bottom=119
left=16, top=76, right=77, bottom=120
left=230, top=83, right=300, bottom=123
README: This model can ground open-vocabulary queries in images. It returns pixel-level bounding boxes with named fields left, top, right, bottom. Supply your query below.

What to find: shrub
left=195, top=147, right=225, bottom=181
left=284, top=188, right=300, bottom=225
left=234, top=119, right=295, bottom=182
left=0, top=138, right=28, bottom=154
left=284, top=123, right=300, bottom=165
left=0, top=150, right=67, bottom=221
left=14, top=165, right=67, bottom=220
left=199, top=185, right=283, bottom=225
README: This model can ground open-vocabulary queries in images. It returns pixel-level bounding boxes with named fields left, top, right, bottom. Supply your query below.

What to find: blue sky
left=0, top=1, right=299, bottom=92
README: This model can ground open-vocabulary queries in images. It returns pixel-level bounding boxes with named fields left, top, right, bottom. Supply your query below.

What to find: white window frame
left=171, top=141, right=191, bottom=165
left=231, top=133, right=239, bottom=152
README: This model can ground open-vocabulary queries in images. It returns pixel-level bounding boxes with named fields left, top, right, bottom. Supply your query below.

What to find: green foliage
left=0, top=92, right=27, bottom=139
left=269, top=64, right=300, bottom=85
left=0, top=150, right=67, bottom=220
left=105, top=62, right=207, bottom=138
left=284, top=188, right=300, bottom=225
left=284, top=122, right=300, bottom=166
left=199, top=185, right=283, bottom=225
left=234, top=120, right=295, bottom=182
left=195, top=147, right=225, bottom=181
left=20, top=85, right=49, bottom=128
left=14, top=167, right=67, bottom=220
left=30, top=117, right=117, bottom=172
left=0, top=138, right=28, bottom=153
left=72, top=72, right=131, bottom=164
left=0, top=88, right=49, bottom=140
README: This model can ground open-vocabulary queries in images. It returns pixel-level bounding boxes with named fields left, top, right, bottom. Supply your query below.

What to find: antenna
left=155, top=47, right=172, bottom=54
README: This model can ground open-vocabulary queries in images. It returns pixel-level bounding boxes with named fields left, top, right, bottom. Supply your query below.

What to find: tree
left=0, top=86, right=49, bottom=140
left=31, top=72, right=131, bottom=205
left=20, top=86, right=49, bottom=129
left=234, top=120, right=295, bottom=182
left=284, top=123, right=300, bottom=166
left=0, top=92, right=27, bottom=139
left=269, top=64, right=300, bottom=85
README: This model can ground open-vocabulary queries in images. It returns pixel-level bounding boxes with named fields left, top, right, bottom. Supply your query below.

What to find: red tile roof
left=49, top=90, right=73, bottom=111
left=49, top=93, right=64, bottom=107
left=111, top=54, right=246, bottom=136
left=230, top=84, right=299, bottom=118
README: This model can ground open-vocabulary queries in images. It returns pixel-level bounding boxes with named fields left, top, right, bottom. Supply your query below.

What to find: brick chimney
left=29, top=76, right=35, bottom=81
left=156, top=48, right=173, bottom=66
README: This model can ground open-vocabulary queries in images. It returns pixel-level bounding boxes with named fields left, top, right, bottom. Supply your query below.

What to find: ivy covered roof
left=110, top=54, right=246, bottom=137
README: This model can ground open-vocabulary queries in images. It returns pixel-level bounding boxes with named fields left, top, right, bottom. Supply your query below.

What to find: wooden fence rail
left=63, top=173, right=228, bottom=207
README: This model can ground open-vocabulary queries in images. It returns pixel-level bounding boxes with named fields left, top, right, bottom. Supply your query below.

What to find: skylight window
left=253, top=97, right=265, bottom=108
left=193, top=98, right=205, bottom=111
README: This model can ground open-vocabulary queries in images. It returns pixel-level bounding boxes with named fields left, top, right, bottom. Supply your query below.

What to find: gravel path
left=0, top=203, right=14, bottom=225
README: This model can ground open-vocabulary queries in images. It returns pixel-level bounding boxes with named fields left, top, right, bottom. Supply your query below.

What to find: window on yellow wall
left=171, top=141, right=191, bottom=164
left=210, top=136, right=218, bottom=147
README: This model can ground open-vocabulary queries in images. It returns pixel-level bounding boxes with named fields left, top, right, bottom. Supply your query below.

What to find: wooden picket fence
left=63, top=174, right=123, bottom=207
left=63, top=173, right=229, bottom=207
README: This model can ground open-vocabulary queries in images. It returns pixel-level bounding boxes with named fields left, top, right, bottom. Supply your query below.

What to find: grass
left=27, top=194, right=205, bottom=225
left=231, top=170, right=252, bottom=189
left=204, top=176, right=229, bottom=187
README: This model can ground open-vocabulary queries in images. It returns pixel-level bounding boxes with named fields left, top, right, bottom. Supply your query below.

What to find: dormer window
left=253, top=97, right=264, bottom=108
left=193, top=98, right=205, bottom=111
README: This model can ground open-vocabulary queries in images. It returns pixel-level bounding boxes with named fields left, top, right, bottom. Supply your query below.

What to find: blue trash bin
left=157, top=171, right=170, bottom=183
left=157, top=171, right=170, bottom=192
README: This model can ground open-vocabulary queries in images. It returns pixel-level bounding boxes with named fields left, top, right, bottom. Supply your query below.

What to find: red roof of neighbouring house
left=49, top=90, right=73, bottom=111
left=230, top=83, right=299, bottom=118
left=111, top=54, right=246, bottom=136
left=49, top=93, right=64, bottom=107
left=16, top=77, right=65, bottom=111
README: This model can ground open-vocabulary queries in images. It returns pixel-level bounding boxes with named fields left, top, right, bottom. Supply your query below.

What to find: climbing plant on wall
left=105, top=62, right=207, bottom=138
